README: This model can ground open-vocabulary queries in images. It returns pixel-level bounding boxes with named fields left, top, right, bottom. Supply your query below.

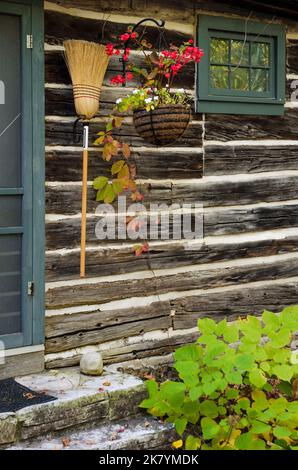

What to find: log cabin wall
left=44, top=0, right=298, bottom=368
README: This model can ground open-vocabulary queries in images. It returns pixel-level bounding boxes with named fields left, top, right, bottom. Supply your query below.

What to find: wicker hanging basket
left=133, top=104, right=190, bottom=146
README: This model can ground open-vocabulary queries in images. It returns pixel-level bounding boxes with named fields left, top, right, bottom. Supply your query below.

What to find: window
left=197, top=15, right=286, bottom=115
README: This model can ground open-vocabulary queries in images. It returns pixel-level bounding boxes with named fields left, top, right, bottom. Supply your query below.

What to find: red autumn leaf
left=133, top=242, right=149, bottom=257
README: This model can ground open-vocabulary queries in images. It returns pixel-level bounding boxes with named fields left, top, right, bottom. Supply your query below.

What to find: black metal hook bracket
left=121, top=18, right=166, bottom=85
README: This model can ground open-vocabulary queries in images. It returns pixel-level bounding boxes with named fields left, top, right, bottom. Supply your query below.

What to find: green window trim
left=197, top=15, right=286, bottom=115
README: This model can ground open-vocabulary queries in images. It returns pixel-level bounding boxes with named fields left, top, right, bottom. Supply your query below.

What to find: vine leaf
left=111, top=160, right=125, bottom=175
left=93, top=176, right=108, bottom=190
left=133, top=242, right=149, bottom=256
left=122, top=143, right=131, bottom=159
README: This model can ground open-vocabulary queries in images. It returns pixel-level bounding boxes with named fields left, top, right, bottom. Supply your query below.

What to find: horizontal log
left=171, top=280, right=298, bottom=329
left=46, top=0, right=196, bottom=23
left=45, top=305, right=172, bottom=353
left=45, top=118, right=202, bottom=148
left=205, top=203, right=298, bottom=236
left=45, top=234, right=298, bottom=281
left=46, top=255, right=298, bottom=309
left=204, top=144, right=298, bottom=175
left=45, top=174, right=298, bottom=215
left=45, top=10, right=190, bottom=47
left=45, top=278, right=298, bottom=353
left=45, top=51, right=195, bottom=89
left=204, top=108, right=298, bottom=141
left=45, top=202, right=298, bottom=250
left=287, top=40, right=298, bottom=75
left=45, top=148, right=203, bottom=182
left=45, top=329, right=199, bottom=369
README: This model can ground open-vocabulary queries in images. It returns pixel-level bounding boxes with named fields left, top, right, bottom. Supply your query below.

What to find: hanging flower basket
left=133, top=104, right=190, bottom=146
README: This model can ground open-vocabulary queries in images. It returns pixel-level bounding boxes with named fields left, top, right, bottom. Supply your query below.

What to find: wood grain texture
left=205, top=203, right=298, bottom=236
left=45, top=118, right=203, bottom=148
left=204, top=144, right=298, bottom=175
left=46, top=256, right=298, bottom=309
left=45, top=52, right=195, bottom=89
left=45, top=308, right=171, bottom=353
left=45, top=148, right=203, bottom=181
left=45, top=329, right=199, bottom=369
left=45, top=235, right=298, bottom=281
left=204, top=109, right=298, bottom=141
left=287, top=40, right=298, bottom=75
left=45, top=10, right=190, bottom=47
left=45, top=279, right=298, bottom=353
left=45, top=202, right=298, bottom=250
left=171, top=280, right=298, bottom=329
left=46, top=0, right=196, bottom=23
left=46, top=175, right=298, bottom=215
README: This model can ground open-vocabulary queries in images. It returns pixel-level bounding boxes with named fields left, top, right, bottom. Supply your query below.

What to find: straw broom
left=63, top=40, right=110, bottom=277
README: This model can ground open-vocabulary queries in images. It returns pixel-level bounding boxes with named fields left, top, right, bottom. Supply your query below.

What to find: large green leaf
left=249, top=368, right=267, bottom=388
left=201, top=417, right=220, bottom=440
left=175, top=418, right=187, bottom=436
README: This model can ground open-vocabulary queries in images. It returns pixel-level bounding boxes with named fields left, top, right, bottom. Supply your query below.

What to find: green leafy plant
left=140, top=306, right=298, bottom=450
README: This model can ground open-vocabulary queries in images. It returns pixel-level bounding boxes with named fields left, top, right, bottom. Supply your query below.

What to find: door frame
left=0, top=0, right=44, bottom=350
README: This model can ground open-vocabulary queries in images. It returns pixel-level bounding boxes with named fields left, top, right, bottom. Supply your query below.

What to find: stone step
left=0, top=366, right=147, bottom=447
left=8, top=416, right=175, bottom=450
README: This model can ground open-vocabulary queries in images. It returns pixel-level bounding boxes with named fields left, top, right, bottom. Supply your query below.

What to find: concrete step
left=0, top=366, right=147, bottom=447
left=8, top=416, right=175, bottom=450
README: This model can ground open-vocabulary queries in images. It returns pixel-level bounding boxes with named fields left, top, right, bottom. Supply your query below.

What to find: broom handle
left=80, top=125, right=89, bottom=278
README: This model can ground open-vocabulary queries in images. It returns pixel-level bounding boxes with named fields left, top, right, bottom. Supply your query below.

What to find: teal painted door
left=0, top=2, right=33, bottom=349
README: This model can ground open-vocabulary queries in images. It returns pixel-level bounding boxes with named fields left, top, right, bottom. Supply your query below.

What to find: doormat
left=0, top=378, right=57, bottom=413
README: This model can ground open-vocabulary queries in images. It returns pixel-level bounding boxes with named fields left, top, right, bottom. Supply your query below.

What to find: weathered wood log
left=46, top=255, right=298, bottom=309
left=45, top=329, right=199, bottom=369
left=45, top=278, right=298, bottom=353
left=46, top=174, right=298, bottom=215
left=45, top=10, right=190, bottom=47
left=45, top=310, right=171, bottom=353
left=204, top=108, right=298, bottom=141
left=45, top=51, right=195, bottom=89
left=45, top=202, right=298, bottom=250
left=204, top=144, right=298, bottom=176
left=46, top=0, right=196, bottom=23
left=45, top=148, right=203, bottom=181
left=45, top=235, right=298, bottom=281
left=171, top=280, right=298, bottom=329
left=45, top=118, right=203, bottom=148
left=287, top=40, right=298, bottom=75
left=205, top=203, right=298, bottom=236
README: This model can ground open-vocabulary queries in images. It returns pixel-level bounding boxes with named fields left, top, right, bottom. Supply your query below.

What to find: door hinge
left=26, top=34, right=33, bottom=49
left=27, top=281, right=34, bottom=296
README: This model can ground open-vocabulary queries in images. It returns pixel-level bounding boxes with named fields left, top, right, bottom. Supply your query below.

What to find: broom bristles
left=63, top=40, right=110, bottom=119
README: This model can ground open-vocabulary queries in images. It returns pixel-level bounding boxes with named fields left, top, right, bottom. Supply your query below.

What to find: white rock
left=80, top=352, right=104, bottom=376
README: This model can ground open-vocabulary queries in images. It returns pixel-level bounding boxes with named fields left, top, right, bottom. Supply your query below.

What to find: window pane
left=210, top=66, right=229, bottom=89
left=251, top=42, right=270, bottom=67
left=0, top=235, right=21, bottom=335
left=0, top=196, right=22, bottom=227
left=251, top=68, right=269, bottom=92
left=231, top=40, right=249, bottom=66
left=210, top=38, right=229, bottom=64
left=0, top=14, right=21, bottom=188
left=231, top=67, right=249, bottom=91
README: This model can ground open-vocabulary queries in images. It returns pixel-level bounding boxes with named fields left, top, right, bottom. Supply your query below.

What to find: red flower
left=105, top=43, right=115, bottom=56
left=110, top=74, right=126, bottom=85
left=120, top=32, right=130, bottom=42
left=126, top=72, right=133, bottom=80
left=123, top=55, right=129, bottom=62
left=188, top=38, right=194, bottom=44
left=165, top=72, right=171, bottom=79
left=131, top=32, right=137, bottom=39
